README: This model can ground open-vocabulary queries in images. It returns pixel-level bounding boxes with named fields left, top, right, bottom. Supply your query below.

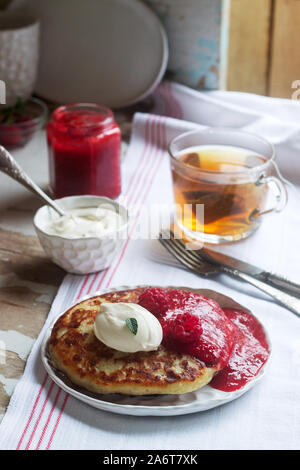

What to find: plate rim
left=41, top=284, right=272, bottom=415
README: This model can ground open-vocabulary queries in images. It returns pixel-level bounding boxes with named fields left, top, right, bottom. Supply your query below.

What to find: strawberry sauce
left=138, top=288, right=269, bottom=392
left=47, top=104, right=121, bottom=199
left=210, top=308, right=269, bottom=392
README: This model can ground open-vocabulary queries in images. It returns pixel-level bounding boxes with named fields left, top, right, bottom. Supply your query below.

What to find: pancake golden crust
left=49, top=288, right=217, bottom=395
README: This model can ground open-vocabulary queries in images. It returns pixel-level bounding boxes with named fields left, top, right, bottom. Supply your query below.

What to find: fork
left=167, top=230, right=300, bottom=297
left=159, top=230, right=300, bottom=317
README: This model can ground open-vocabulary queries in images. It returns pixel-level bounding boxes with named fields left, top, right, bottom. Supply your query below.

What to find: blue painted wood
left=146, top=0, right=228, bottom=90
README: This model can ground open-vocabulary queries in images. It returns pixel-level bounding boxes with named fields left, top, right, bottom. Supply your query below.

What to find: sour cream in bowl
left=33, top=195, right=128, bottom=274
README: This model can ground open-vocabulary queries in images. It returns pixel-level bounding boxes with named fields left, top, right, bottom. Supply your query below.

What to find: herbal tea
left=171, top=145, right=268, bottom=240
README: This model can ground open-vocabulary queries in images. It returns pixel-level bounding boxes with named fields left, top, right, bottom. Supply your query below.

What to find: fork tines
left=158, top=230, right=218, bottom=276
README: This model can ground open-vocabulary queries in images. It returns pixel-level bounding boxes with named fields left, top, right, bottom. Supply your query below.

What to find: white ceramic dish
left=41, top=285, right=272, bottom=416
left=33, top=196, right=129, bottom=275
left=10, top=0, right=168, bottom=107
left=0, top=13, right=39, bottom=106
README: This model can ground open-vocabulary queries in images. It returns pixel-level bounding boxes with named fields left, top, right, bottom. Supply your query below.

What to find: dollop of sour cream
left=45, top=206, right=123, bottom=239
left=93, top=302, right=163, bottom=353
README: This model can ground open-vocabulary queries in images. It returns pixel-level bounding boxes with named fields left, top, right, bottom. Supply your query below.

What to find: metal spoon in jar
left=0, top=145, right=67, bottom=217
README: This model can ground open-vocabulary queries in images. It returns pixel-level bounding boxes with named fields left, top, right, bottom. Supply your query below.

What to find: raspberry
left=138, top=288, right=170, bottom=317
left=163, top=312, right=202, bottom=345
left=162, top=313, right=204, bottom=359
left=138, top=287, right=235, bottom=368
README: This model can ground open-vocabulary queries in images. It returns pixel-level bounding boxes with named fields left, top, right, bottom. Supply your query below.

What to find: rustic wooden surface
left=269, top=0, right=300, bottom=98
left=0, top=126, right=62, bottom=422
left=227, top=0, right=273, bottom=95
left=0, top=228, right=64, bottom=421
left=227, top=0, right=300, bottom=98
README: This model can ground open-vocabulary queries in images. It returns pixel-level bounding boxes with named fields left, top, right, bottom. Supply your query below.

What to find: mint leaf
left=0, top=97, right=26, bottom=124
left=125, top=317, right=138, bottom=335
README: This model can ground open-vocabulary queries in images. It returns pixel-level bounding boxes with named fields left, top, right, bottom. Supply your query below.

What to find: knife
left=197, top=247, right=300, bottom=298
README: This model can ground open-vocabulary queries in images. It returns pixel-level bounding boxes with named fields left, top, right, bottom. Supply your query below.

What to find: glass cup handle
left=254, top=174, right=288, bottom=218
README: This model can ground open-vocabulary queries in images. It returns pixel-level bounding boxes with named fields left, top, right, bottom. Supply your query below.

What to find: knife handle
left=226, top=268, right=300, bottom=318
left=259, top=272, right=300, bottom=298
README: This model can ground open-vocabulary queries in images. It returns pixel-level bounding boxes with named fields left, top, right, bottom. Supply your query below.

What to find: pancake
left=49, top=288, right=218, bottom=395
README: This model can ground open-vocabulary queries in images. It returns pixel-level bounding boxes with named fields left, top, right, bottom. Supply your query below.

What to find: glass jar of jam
left=47, top=103, right=121, bottom=199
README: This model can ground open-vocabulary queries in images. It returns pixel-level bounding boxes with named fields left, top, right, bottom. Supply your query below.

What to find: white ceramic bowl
left=33, top=195, right=129, bottom=275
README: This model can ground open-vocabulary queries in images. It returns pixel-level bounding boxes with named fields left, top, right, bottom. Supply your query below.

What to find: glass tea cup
left=168, top=128, right=287, bottom=244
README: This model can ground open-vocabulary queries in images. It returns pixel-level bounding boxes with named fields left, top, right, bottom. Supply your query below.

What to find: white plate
left=41, top=285, right=272, bottom=416
left=11, top=0, right=168, bottom=107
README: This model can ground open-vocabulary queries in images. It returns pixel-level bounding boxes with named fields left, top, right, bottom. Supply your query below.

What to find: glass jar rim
left=51, top=102, right=114, bottom=128
left=168, top=127, right=276, bottom=176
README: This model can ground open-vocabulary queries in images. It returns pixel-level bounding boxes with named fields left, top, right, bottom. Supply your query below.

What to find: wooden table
left=0, top=131, right=65, bottom=421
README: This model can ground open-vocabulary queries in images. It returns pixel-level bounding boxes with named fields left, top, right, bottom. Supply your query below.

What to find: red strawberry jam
left=139, top=288, right=235, bottom=368
left=138, top=288, right=269, bottom=392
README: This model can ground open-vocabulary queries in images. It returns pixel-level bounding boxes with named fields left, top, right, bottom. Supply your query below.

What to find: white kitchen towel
left=1, top=82, right=300, bottom=450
